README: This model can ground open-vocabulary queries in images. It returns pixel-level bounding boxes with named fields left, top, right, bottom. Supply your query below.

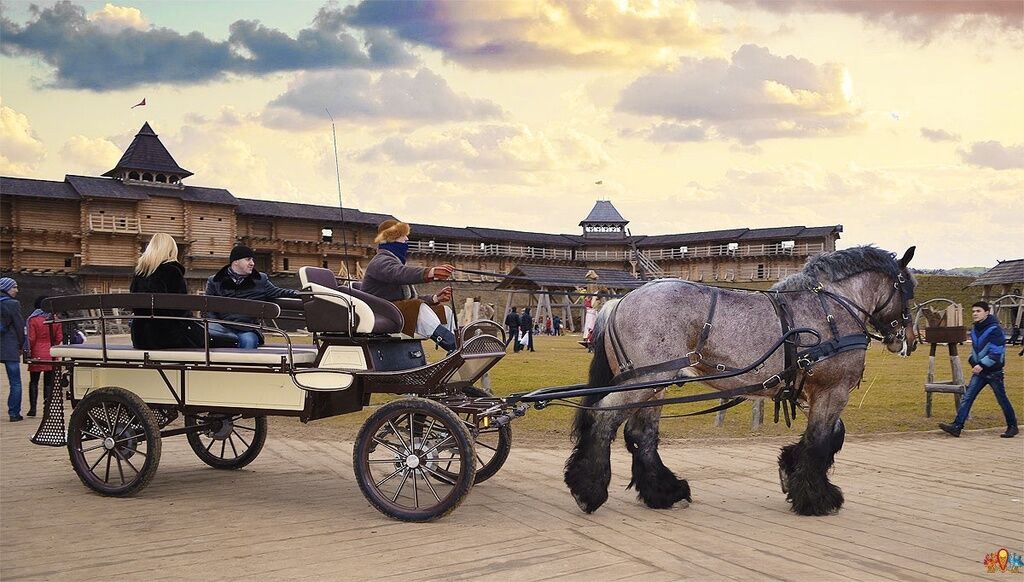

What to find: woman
left=25, top=295, right=62, bottom=417
left=130, top=233, right=204, bottom=350
left=361, top=219, right=457, bottom=351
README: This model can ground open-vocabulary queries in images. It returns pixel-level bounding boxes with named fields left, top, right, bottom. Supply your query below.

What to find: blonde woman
left=130, top=233, right=203, bottom=349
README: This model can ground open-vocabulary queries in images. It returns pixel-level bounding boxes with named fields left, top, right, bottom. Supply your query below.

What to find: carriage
left=32, top=246, right=919, bottom=520
left=30, top=267, right=524, bottom=522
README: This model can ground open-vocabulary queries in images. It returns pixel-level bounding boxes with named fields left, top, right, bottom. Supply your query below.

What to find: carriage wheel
left=354, top=398, right=476, bottom=522
left=185, top=413, right=267, bottom=470
left=67, top=387, right=161, bottom=496
left=459, top=386, right=512, bottom=484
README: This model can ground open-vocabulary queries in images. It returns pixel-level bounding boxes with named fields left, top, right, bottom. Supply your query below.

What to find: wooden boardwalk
left=2, top=416, right=1021, bottom=581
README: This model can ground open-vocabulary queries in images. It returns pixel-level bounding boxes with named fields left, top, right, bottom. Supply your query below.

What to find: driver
left=361, top=219, right=457, bottom=351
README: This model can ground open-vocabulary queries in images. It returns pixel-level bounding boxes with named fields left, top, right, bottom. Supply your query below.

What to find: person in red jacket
left=25, top=295, right=62, bottom=417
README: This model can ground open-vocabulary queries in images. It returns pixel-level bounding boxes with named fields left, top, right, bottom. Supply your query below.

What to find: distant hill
left=912, top=267, right=988, bottom=277
left=913, top=274, right=980, bottom=309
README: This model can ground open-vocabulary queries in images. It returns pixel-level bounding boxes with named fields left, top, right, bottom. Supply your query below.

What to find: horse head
left=882, top=246, right=918, bottom=356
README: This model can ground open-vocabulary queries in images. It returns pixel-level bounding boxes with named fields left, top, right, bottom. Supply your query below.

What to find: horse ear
left=898, top=246, right=916, bottom=268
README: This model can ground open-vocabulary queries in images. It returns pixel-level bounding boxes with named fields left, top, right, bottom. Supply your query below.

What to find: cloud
left=342, top=0, right=718, bottom=69
left=617, top=44, right=863, bottom=144
left=59, top=135, right=123, bottom=174
left=263, top=69, right=504, bottom=130
left=718, top=0, right=1023, bottom=43
left=87, top=3, right=146, bottom=33
left=0, top=1, right=416, bottom=91
left=356, top=123, right=610, bottom=178
left=958, top=141, right=1024, bottom=170
left=0, top=103, right=46, bottom=174
left=920, top=127, right=960, bottom=142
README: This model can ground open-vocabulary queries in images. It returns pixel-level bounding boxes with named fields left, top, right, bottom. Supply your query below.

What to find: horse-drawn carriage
left=31, top=267, right=522, bottom=522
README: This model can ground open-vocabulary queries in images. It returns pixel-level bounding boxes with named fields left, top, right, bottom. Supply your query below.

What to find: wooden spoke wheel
left=354, top=398, right=476, bottom=522
left=460, top=386, right=512, bottom=484
left=67, top=387, right=161, bottom=496
left=185, top=413, right=267, bottom=470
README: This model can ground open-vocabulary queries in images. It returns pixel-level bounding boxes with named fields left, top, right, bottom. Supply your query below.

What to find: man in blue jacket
left=205, top=246, right=299, bottom=348
left=0, top=277, right=25, bottom=421
left=940, top=301, right=1018, bottom=438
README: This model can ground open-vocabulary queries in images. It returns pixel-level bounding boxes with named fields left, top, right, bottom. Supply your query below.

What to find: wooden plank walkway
left=2, top=416, right=1021, bottom=581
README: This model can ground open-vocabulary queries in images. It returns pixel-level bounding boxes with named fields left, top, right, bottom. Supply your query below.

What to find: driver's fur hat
left=374, top=219, right=411, bottom=244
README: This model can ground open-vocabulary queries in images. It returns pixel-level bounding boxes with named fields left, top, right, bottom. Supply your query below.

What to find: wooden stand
left=924, top=341, right=966, bottom=418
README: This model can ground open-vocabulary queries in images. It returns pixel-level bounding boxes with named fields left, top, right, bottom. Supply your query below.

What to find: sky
left=1, top=0, right=1022, bottom=269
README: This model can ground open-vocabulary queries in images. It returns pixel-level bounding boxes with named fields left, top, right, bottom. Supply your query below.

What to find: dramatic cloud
left=357, top=123, right=610, bottom=177
left=342, top=0, right=718, bottom=69
left=617, top=44, right=862, bottom=144
left=0, top=1, right=416, bottom=90
left=59, top=135, right=123, bottom=174
left=719, top=0, right=1023, bottom=42
left=920, top=127, right=960, bottom=142
left=263, top=69, right=504, bottom=129
left=0, top=104, right=46, bottom=175
left=959, top=141, right=1024, bottom=170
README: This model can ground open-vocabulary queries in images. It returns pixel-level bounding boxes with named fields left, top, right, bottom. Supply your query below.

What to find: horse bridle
left=818, top=271, right=914, bottom=345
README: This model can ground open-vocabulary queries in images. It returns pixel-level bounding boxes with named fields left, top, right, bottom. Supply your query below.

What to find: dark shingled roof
left=0, top=176, right=78, bottom=200
left=103, top=122, right=193, bottom=178
left=234, top=198, right=392, bottom=226
left=409, top=223, right=482, bottom=241
left=580, top=200, right=628, bottom=225
left=467, top=226, right=578, bottom=246
left=970, top=259, right=1024, bottom=287
left=66, top=175, right=149, bottom=200
left=497, top=264, right=642, bottom=290
left=637, top=225, right=841, bottom=247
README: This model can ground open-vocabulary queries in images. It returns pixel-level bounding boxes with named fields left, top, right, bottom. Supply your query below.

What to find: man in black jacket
left=205, top=246, right=299, bottom=348
left=504, top=307, right=520, bottom=351
left=519, top=307, right=535, bottom=352
left=0, top=277, right=25, bottom=421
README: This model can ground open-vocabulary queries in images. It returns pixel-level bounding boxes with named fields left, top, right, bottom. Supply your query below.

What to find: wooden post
left=481, top=371, right=492, bottom=393
left=715, top=399, right=727, bottom=427
left=949, top=343, right=964, bottom=411
left=751, top=399, right=763, bottom=430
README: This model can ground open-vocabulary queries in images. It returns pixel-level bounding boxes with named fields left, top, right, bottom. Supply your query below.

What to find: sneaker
left=1000, top=426, right=1019, bottom=438
left=938, top=422, right=961, bottom=437
left=9, top=416, right=24, bottom=422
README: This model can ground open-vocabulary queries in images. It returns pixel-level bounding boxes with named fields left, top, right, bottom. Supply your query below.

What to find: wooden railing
left=642, top=242, right=824, bottom=261
left=88, top=214, right=140, bottom=234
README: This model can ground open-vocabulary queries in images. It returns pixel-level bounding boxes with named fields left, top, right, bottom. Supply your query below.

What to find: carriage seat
left=298, top=267, right=404, bottom=335
left=49, top=344, right=319, bottom=365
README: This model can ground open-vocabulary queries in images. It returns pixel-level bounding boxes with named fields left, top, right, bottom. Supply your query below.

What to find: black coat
left=130, top=261, right=205, bottom=350
left=0, top=292, right=25, bottom=361
left=504, top=312, right=520, bottom=329
left=518, top=312, right=533, bottom=333
left=204, top=265, right=298, bottom=335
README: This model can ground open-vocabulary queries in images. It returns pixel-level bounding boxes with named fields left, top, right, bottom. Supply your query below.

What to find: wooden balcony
left=88, top=214, right=140, bottom=234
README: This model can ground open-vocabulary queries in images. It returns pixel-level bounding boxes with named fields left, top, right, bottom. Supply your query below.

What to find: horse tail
left=572, top=299, right=618, bottom=439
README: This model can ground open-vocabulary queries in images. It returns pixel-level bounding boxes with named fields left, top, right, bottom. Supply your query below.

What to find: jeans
left=953, top=371, right=1018, bottom=428
left=207, top=323, right=261, bottom=349
left=4, top=360, right=22, bottom=418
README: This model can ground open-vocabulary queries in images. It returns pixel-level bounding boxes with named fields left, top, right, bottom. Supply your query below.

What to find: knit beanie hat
left=0, top=277, right=16, bottom=292
left=229, top=245, right=255, bottom=263
left=374, top=219, right=411, bottom=244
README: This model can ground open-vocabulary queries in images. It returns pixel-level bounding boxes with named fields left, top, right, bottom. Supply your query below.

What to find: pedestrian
left=205, top=245, right=300, bottom=348
left=25, top=295, right=62, bottom=417
left=553, top=315, right=562, bottom=336
left=519, top=307, right=535, bottom=352
left=504, top=307, right=521, bottom=352
left=940, top=301, right=1018, bottom=438
left=361, top=219, right=457, bottom=351
left=0, top=277, right=25, bottom=421
left=131, top=233, right=205, bottom=350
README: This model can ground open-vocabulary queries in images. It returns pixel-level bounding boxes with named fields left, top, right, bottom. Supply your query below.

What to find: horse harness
left=602, top=276, right=912, bottom=425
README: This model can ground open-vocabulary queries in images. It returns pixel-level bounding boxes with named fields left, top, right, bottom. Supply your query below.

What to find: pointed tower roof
left=103, top=122, right=192, bottom=178
left=579, top=200, right=628, bottom=226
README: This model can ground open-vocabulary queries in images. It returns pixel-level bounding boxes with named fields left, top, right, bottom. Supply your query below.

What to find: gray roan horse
left=564, top=245, right=918, bottom=516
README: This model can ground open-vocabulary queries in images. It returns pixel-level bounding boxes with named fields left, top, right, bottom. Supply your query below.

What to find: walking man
left=940, top=301, right=1018, bottom=438
left=0, top=277, right=25, bottom=421
left=505, top=307, right=521, bottom=352
left=519, top=307, right=535, bottom=352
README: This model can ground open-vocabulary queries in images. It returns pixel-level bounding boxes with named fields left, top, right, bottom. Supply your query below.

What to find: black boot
left=1001, top=425, right=1019, bottom=438
left=430, top=325, right=457, bottom=353
left=938, top=422, right=961, bottom=437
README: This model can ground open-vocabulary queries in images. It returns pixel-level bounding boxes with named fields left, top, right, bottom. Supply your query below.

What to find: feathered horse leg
left=624, top=403, right=691, bottom=509
left=778, top=385, right=849, bottom=515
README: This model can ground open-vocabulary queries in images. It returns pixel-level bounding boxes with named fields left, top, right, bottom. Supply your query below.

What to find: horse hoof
left=571, top=490, right=607, bottom=513
left=778, top=466, right=789, bottom=494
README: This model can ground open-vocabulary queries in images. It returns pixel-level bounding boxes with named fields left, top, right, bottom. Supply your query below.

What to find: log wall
left=139, top=195, right=185, bottom=238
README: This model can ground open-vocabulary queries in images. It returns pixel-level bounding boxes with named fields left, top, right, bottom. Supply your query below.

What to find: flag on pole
left=131, top=98, right=146, bottom=109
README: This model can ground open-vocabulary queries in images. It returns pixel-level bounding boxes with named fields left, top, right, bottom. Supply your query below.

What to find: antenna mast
left=326, top=108, right=351, bottom=278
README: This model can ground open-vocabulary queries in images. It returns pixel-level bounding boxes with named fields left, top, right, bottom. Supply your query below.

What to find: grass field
left=304, top=332, right=1022, bottom=442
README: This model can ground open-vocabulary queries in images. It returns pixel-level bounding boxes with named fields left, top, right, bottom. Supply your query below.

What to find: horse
left=564, top=245, right=918, bottom=516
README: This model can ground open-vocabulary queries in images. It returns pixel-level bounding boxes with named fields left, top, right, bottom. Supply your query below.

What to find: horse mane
left=771, top=245, right=904, bottom=291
